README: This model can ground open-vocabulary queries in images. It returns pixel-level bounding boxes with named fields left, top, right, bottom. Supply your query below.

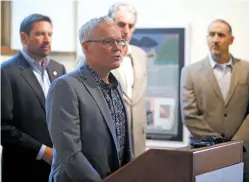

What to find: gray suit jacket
left=46, top=64, right=133, bottom=182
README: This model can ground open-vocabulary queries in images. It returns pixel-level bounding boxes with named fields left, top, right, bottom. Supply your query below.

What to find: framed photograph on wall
left=130, top=27, right=187, bottom=144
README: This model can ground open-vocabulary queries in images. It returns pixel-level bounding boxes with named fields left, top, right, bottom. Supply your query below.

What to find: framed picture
left=130, top=27, right=187, bottom=143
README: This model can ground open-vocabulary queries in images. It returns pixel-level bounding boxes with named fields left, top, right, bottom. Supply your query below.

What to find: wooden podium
left=103, top=141, right=243, bottom=182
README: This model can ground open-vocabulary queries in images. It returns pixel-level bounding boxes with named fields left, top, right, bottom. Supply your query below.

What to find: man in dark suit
left=46, top=16, right=133, bottom=182
left=1, top=14, right=66, bottom=182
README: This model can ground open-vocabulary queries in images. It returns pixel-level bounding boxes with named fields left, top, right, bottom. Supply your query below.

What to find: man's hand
left=42, top=146, right=53, bottom=165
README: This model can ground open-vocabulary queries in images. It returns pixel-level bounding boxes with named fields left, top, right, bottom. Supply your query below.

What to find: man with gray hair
left=46, top=16, right=133, bottom=182
left=108, top=2, right=148, bottom=157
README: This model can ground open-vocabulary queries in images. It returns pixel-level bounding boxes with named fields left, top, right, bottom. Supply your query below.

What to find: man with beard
left=1, top=13, right=66, bottom=181
left=180, top=19, right=249, bottom=181
left=108, top=2, right=148, bottom=157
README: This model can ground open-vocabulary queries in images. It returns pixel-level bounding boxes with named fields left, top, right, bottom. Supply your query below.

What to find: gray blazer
left=46, top=63, right=133, bottom=182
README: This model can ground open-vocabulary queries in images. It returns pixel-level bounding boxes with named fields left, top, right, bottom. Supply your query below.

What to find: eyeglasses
left=86, top=38, right=126, bottom=47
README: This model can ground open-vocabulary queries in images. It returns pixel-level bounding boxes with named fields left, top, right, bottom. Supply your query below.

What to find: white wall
left=11, top=0, right=76, bottom=52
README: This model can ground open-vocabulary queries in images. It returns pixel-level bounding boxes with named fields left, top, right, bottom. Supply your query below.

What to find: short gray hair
left=78, top=16, right=113, bottom=43
left=108, top=2, right=137, bottom=23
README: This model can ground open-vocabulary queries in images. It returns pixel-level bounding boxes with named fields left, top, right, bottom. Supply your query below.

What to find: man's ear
left=20, top=32, right=28, bottom=45
left=229, top=35, right=234, bottom=45
left=82, top=42, right=90, bottom=52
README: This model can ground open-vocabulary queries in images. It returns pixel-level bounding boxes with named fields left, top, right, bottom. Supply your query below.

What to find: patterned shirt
left=86, top=64, right=126, bottom=164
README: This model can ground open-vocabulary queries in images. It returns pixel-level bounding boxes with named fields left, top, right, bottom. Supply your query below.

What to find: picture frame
left=130, top=27, right=188, bottom=146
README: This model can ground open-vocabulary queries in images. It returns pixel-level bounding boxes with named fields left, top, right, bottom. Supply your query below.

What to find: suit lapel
left=225, top=58, right=239, bottom=106
left=17, top=53, right=46, bottom=109
left=79, top=65, right=118, bottom=152
left=111, top=68, right=126, bottom=92
left=130, top=53, right=140, bottom=103
left=112, top=48, right=141, bottom=105
left=203, top=59, right=224, bottom=102
left=46, top=63, right=58, bottom=82
left=111, top=66, right=132, bottom=105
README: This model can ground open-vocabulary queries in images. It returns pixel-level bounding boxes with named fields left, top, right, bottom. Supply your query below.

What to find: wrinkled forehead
left=114, top=7, right=136, bottom=24
left=208, top=21, right=230, bottom=34
left=30, top=21, right=53, bottom=31
left=91, top=22, right=121, bottom=39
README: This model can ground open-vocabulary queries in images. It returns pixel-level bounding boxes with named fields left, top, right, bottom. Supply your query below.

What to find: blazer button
left=224, top=113, right=227, bottom=117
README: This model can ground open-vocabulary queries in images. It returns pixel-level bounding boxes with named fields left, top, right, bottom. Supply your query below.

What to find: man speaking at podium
left=46, top=16, right=133, bottom=182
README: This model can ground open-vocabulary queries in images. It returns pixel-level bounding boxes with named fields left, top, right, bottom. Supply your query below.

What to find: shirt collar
left=126, top=44, right=131, bottom=55
left=208, top=53, right=232, bottom=68
left=86, top=64, right=118, bottom=89
left=20, top=49, right=50, bottom=72
left=121, top=44, right=133, bottom=66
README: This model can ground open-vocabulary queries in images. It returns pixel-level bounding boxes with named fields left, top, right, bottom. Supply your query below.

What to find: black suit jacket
left=1, top=52, right=66, bottom=181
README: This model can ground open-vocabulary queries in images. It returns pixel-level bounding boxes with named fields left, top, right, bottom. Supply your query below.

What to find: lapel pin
left=53, top=71, right=58, bottom=76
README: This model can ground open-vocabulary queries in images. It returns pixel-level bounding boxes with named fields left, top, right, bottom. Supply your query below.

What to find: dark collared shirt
left=86, top=64, right=126, bottom=164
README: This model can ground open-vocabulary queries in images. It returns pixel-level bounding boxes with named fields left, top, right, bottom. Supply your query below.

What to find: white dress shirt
left=208, top=53, right=232, bottom=100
